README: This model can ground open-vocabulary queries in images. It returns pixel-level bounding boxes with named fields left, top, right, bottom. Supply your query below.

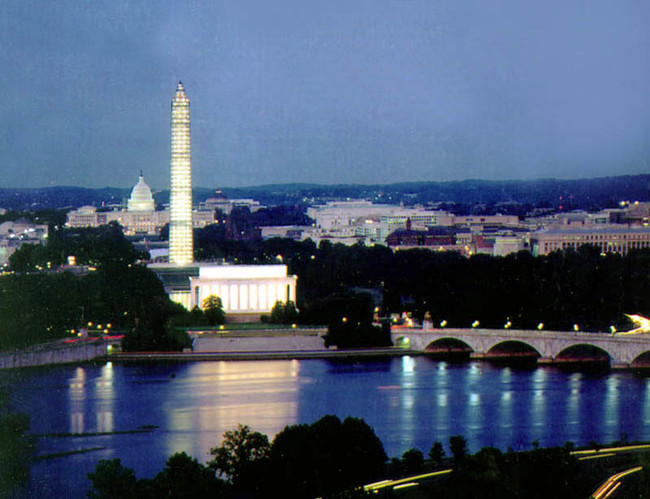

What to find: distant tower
left=169, top=81, right=193, bottom=264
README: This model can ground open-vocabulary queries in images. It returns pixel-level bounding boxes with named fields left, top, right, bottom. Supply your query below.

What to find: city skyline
left=1, top=1, right=648, bottom=190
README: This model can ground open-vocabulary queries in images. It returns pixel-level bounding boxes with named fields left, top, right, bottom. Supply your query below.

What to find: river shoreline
left=109, top=347, right=416, bottom=363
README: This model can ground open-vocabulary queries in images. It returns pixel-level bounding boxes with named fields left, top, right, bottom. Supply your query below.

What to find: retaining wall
left=0, top=340, right=109, bottom=369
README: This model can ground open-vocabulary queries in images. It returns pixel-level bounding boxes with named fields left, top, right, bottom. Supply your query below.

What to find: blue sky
left=1, top=0, right=648, bottom=189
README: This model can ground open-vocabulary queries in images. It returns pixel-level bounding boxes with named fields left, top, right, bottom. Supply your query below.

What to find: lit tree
left=202, top=295, right=226, bottom=325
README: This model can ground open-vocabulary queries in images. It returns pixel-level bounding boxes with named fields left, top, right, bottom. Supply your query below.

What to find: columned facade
left=189, top=265, right=297, bottom=314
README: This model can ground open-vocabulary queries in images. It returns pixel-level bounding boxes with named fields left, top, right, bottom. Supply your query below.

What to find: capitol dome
left=127, top=173, right=155, bottom=212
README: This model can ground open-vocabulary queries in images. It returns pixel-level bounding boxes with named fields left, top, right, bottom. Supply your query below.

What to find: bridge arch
left=486, top=340, right=541, bottom=359
left=393, top=336, right=411, bottom=348
left=555, top=344, right=612, bottom=365
left=631, top=351, right=650, bottom=368
left=424, top=338, right=474, bottom=355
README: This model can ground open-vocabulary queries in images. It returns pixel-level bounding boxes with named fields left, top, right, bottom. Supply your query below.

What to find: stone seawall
left=0, top=340, right=110, bottom=369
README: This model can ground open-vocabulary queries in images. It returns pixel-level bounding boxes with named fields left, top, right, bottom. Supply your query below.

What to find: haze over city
left=1, top=0, right=648, bottom=189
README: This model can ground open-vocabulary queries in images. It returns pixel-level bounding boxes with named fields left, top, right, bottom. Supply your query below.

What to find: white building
left=530, top=227, right=650, bottom=256
left=150, top=263, right=297, bottom=321
left=306, top=200, right=395, bottom=231
left=127, top=174, right=156, bottom=212
left=0, top=219, right=49, bottom=265
left=201, top=190, right=264, bottom=214
left=66, top=173, right=215, bottom=237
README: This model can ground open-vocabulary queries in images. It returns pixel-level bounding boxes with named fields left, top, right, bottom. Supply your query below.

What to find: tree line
left=4, top=221, right=650, bottom=351
left=86, top=416, right=602, bottom=498
left=195, top=232, right=650, bottom=334
left=1, top=223, right=193, bottom=351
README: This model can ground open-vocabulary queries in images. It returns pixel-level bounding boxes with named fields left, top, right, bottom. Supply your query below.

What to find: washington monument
left=169, top=82, right=193, bottom=265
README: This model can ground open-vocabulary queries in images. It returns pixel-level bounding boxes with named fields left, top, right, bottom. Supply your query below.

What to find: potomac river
left=5, top=356, right=650, bottom=496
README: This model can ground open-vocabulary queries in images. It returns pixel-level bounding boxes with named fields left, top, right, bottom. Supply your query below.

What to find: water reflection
left=94, top=362, right=115, bottom=432
left=162, top=360, right=299, bottom=459
left=398, top=356, right=417, bottom=446
left=8, top=358, right=650, bottom=498
left=530, top=368, right=546, bottom=444
left=498, top=368, right=513, bottom=447
left=604, top=376, right=619, bottom=440
left=69, top=367, right=86, bottom=433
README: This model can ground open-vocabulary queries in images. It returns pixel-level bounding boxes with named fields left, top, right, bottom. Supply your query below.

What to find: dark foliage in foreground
left=0, top=392, right=33, bottom=497
left=87, top=418, right=607, bottom=499
left=442, top=446, right=592, bottom=499
left=88, top=415, right=387, bottom=499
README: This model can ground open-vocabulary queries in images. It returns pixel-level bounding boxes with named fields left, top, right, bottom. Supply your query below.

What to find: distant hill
left=1, top=174, right=648, bottom=212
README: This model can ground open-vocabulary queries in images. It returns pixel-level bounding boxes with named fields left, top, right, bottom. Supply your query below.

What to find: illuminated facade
left=169, top=82, right=194, bottom=264
left=127, top=173, right=155, bottom=212
left=150, top=263, right=297, bottom=319
left=189, top=264, right=297, bottom=315
left=65, top=171, right=214, bottom=237
left=66, top=205, right=214, bottom=237
left=531, top=227, right=650, bottom=256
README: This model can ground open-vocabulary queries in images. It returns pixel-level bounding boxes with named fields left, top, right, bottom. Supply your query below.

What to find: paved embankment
left=0, top=339, right=110, bottom=369
left=112, top=328, right=415, bottom=361
left=190, top=328, right=328, bottom=352
left=110, top=347, right=415, bottom=362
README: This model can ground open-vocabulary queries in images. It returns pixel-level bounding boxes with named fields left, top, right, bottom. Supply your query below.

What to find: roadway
left=360, top=444, right=650, bottom=497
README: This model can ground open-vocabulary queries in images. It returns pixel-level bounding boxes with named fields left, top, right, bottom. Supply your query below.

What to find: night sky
left=1, top=1, right=648, bottom=189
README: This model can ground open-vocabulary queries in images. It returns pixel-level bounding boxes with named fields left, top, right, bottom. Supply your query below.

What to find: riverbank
left=0, top=338, right=114, bottom=370
left=110, top=346, right=417, bottom=362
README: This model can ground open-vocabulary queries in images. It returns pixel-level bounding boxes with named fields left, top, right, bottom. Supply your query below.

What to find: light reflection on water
left=159, top=360, right=300, bottom=460
left=4, top=356, right=650, bottom=496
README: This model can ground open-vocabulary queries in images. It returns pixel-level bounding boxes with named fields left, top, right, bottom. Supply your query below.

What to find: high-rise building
left=169, top=81, right=193, bottom=264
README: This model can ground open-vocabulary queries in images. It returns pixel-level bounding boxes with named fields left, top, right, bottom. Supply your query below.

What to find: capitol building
left=65, top=173, right=214, bottom=237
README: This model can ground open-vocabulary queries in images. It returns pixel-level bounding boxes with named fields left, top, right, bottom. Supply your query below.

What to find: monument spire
left=169, top=81, right=193, bottom=264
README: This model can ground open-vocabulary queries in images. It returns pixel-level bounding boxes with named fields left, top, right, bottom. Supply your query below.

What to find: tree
left=87, top=459, right=138, bottom=499
left=0, top=402, right=33, bottom=496
left=449, top=435, right=468, bottom=464
left=283, top=300, right=299, bottom=324
left=121, top=298, right=192, bottom=352
left=149, top=452, right=226, bottom=497
left=208, top=424, right=271, bottom=486
left=202, top=295, right=226, bottom=325
left=270, top=415, right=387, bottom=497
left=269, top=300, right=299, bottom=324
left=401, top=447, right=424, bottom=475
left=322, top=292, right=391, bottom=348
left=270, top=300, right=285, bottom=324
left=428, top=441, right=445, bottom=467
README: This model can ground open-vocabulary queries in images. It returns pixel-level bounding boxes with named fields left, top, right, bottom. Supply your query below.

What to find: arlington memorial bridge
left=391, top=327, right=650, bottom=369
